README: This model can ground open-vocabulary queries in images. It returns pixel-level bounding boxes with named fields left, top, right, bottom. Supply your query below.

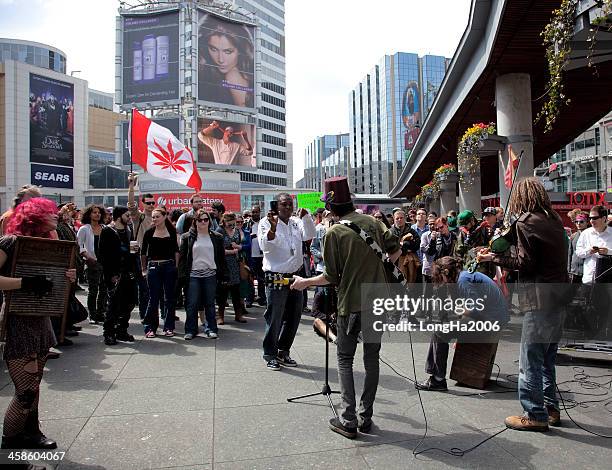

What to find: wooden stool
left=450, top=340, right=499, bottom=390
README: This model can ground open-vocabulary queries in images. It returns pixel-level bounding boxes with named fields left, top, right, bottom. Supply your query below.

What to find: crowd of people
left=0, top=175, right=611, bottom=455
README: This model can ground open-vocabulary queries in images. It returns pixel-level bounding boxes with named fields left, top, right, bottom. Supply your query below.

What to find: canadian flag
left=129, top=109, right=202, bottom=192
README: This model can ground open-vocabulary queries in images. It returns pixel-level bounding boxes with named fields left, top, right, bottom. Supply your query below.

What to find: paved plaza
left=1, top=292, right=611, bottom=469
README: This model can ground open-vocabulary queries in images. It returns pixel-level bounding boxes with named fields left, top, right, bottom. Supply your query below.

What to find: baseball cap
left=457, top=210, right=475, bottom=226
left=483, top=207, right=497, bottom=216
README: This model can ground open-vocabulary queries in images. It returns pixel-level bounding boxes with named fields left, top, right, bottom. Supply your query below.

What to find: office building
left=304, top=133, right=349, bottom=191
left=349, top=53, right=448, bottom=194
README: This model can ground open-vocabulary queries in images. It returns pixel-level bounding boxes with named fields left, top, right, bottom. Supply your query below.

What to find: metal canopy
left=390, top=0, right=612, bottom=198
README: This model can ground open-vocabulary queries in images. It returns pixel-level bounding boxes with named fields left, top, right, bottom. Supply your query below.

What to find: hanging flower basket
left=433, top=163, right=459, bottom=183
left=457, top=122, right=496, bottom=188
left=420, top=180, right=440, bottom=199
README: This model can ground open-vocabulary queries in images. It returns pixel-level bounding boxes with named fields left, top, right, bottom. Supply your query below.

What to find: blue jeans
left=185, top=275, right=217, bottom=335
left=144, top=261, right=177, bottom=333
left=262, top=285, right=302, bottom=361
left=518, top=311, right=561, bottom=422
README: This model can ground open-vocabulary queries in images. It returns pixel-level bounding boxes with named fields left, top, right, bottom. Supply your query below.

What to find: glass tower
left=349, top=53, right=448, bottom=194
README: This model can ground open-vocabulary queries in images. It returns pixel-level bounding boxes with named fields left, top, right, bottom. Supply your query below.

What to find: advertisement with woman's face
left=198, top=12, right=255, bottom=110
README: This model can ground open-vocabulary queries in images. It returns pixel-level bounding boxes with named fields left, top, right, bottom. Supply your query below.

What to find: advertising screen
left=402, top=80, right=420, bottom=151
left=29, top=73, right=74, bottom=167
left=198, top=11, right=255, bottom=110
left=122, top=11, right=180, bottom=105
left=144, top=192, right=241, bottom=213
left=196, top=118, right=256, bottom=169
left=121, top=118, right=180, bottom=165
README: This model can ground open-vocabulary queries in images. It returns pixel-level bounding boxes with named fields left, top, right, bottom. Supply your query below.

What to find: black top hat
left=321, top=176, right=352, bottom=205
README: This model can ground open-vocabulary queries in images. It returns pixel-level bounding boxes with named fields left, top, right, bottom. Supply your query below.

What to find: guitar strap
left=338, top=220, right=408, bottom=289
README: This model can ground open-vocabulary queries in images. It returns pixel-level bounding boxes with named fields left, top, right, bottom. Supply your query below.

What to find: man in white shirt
left=258, top=193, right=316, bottom=370
left=198, top=121, right=254, bottom=167
left=576, top=205, right=612, bottom=284
left=247, top=205, right=266, bottom=307
left=576, top=205, right=612, bottom=339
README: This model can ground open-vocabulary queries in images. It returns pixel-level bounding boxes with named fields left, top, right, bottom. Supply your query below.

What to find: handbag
left=239, top=259, right=252, bottom=280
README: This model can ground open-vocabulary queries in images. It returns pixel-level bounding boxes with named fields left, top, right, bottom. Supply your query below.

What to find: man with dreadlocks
left=478, top=177, right=568, bottom=432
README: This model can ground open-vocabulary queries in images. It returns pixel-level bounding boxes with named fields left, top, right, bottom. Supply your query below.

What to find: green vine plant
left=536, top=0, right=577, bottom=133
left=587, top=0, right=612, bottom=75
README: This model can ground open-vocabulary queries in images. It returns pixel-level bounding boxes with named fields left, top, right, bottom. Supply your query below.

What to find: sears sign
left=31, top=164, right=73, bottom=189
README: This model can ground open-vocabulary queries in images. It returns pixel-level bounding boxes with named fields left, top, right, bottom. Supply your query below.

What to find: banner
left=296, top=192, right=325, bottom=213
left=197, top=118, right=256, bottom=169
left=29, top=73, right=74, bottom=167
left=122, top=11, right=180, bottom=104
left=197, top=10, right=255, bottom=110
left=144, top=192, right=241, bottom=212
left=31, top=163, right=73, bottom=189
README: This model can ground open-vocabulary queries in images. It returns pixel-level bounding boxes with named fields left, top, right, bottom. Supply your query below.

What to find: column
left=439, top=176, right=458, bottom=216
left=459, top=172, right=482, bottom=218
left=428, top=197, right=441, bottom=216
left=495, top=73, right=534, bottom=207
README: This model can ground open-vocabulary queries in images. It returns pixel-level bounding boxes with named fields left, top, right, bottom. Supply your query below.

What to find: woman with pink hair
left=0, top=198, right=76, bottom=451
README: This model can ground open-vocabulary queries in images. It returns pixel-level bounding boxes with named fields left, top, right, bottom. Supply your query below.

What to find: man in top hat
left=292, top=177, right=401, bottom=439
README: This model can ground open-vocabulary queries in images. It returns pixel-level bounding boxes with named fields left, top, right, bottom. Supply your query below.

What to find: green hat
left=457, top=210, right=475, bottom=226
left=447, top=216, right=458, bottom=230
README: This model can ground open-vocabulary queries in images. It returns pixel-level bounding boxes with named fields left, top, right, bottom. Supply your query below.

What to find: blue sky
left=1, top=0, right=471, bottom=184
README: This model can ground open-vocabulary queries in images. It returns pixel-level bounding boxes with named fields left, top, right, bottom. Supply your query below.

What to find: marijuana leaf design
left=150, top=139, right=190, bottom=173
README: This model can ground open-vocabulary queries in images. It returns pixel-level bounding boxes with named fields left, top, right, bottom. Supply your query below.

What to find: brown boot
left=546, top=406, right=561, bottom=427
left=235, top=302, right=248, bottom=323
left=216, top=306, right=225, bottom=325
left=504, top=415, right=549, bottom=432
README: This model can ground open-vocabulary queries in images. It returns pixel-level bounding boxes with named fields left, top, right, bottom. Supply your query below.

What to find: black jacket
left=389, top=224, right=420, bottom=255
left=178, top=228, right=227, bottom=283
left=99, top=224, right=136, bottom=281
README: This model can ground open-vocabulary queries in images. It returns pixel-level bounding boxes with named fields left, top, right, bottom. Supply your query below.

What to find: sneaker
left=145, top=331, right=156, bottom=338
left=88, top=318, right=97, bottom=325
left=329, top=417, right=357, bottom=439
left=546, top=406, right=561, bottom=427
left=504, top=415, right=549, bottom=432
left=104, top=335, right=117, bottom=346
left=184, top=333, right=194, bottom=340
left=266, top=359, right=281, bottom=371
left=46, top=350, right=60, bottom=360
left=116, top=332, right=135, bottom=342
left=415, top=376, right=448, bottom=392
left=164, top=330, right=175, bottom=337
left=204, top=331, right=218, bottom=339
left=276, top=352, right=297, bottom=367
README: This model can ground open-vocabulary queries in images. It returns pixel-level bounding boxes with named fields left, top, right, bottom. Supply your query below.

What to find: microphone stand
left=287, top=286, right=340, bottom=417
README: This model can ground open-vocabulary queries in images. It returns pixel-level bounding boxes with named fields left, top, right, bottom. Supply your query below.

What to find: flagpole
left=129, top=107, right=134, bottom=174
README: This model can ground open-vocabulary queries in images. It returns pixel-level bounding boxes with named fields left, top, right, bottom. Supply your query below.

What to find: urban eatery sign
left=567, top=192, right=606, bottom=206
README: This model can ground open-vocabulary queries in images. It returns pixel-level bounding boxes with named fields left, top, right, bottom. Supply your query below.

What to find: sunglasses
left=575, top=220, right=586, bottom=224
left=197, top=218, right=209, bottom=222
left=144, top=201, right=155, bottom=206
left=226, top=223, right=236, bottom=228
left=589, top=216, right=603, bottom=221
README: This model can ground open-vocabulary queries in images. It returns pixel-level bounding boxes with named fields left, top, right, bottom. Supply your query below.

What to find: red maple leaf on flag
left=150, top=139, right=190, bottom=173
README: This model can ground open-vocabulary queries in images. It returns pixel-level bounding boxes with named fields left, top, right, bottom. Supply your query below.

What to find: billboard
left=121, top=118, right=180, bottom=165
left=196, top=118, right=256, bottom=169
left=144, top=192, right=241, bottom=212
left=402, top=80, right=420, bottom=151
left=29, top=73, right=74, bottom=167
left=31, top=164, right=73, bottom=189
left=122, top=11, right=180, bottom=105
left=198, top=11, right=255, bottom=110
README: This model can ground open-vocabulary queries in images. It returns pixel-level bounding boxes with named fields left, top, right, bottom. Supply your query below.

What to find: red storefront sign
left=141, top=193, right=241, bottom=212
left=566, top=191, right=607, bottom=207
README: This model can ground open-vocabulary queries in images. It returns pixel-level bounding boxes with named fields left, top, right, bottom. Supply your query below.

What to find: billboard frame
left=116, top=6, right=182, bottom=111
